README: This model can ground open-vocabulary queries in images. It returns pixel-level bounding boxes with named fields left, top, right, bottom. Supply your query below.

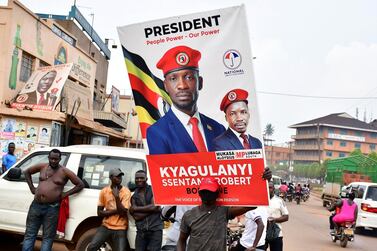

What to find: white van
left=342, top=182, right=377, bottom=231
left=0, top=145, right=147, bottom=250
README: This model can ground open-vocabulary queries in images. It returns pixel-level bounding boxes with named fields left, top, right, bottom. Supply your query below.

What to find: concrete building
left=264, top=144, right=293, bottom=167
left=101, top=94, right=143, bottom=148
left=290, top=112, right=377, bottom=164
left=0, top=0, right=126, bottom=160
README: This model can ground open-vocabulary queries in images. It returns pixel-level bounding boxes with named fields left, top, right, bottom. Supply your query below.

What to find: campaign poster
left=11, top=63, right=73, bottom=111
left=37, top=125, right=51, bottom=145
left=26, top=125, right=38, bottom=142
left=111, top=85, right=120, bottom=113
left=118, top=5, right=267, bottom=206
left=15, top=120, right=26, bottom=137
left=1, top=118, right=16, bottom=140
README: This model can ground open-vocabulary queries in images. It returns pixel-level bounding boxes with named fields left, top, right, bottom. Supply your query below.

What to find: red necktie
left=240, top=134, right=250, bottom=149
left=189, top=117, right=207, bottom=152
left=38, top=94, right=46, bottom=105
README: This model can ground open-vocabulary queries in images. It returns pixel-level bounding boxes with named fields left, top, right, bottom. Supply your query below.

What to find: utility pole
left=88, top=13, right=94, bottom=56
left=317, top=123, right=321, bottom=164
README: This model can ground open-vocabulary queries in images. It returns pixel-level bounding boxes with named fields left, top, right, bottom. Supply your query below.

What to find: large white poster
left=118, top=5, right=267, bottom=206
left=12, top=63, right=73, bottom=111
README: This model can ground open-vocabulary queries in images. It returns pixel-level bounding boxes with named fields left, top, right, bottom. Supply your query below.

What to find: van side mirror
left=6, top=167, right=22, bottom=181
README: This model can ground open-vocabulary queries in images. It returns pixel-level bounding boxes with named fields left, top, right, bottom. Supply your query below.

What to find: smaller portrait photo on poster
left=38, top=126, right=51, bottom=145
left=15, top=121, right=26, bottom=137
left=23, top=141, right=35, bottom=155
left=1, top=119, right=16, bottom=140
left=26, top=125, right=38, bottom=142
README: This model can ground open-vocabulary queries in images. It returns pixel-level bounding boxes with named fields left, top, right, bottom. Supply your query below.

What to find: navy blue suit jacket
left=146, top=109, right=225, bottom=154
left=212, top=128, right=262, bottom=151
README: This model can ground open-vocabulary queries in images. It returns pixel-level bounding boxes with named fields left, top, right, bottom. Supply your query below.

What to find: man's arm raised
left=61, top=167, right=84, bottom=199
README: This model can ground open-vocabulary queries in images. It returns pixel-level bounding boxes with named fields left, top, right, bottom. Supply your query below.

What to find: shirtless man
left=22, top=149, right=84, bottom=251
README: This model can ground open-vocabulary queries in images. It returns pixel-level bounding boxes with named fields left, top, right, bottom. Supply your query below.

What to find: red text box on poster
left=147, top=149, right=269, bottom=206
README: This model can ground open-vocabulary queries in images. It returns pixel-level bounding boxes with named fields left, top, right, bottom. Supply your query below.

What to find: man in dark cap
left=146, top=45, right=226, bottom=154
left=87, top=168, right=131, bottom=251
left=213, top=88, right=262, bottom=151
left=177, top=177, right=258, bottom=251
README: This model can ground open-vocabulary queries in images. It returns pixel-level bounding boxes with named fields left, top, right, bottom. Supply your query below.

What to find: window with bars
left=19, top=52, right=35, bottom=82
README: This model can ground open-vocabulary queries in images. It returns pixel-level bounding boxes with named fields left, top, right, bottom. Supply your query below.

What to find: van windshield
left=365, top=186, right=377, bottom=201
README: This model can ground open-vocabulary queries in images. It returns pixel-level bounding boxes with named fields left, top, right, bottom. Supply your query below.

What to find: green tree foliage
left=368, top=151, right=377, bottom=161
left=349, top=149, right=363, bottom=156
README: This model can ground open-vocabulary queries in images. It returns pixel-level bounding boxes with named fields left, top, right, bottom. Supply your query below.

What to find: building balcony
left=293, top=145, right=323, bottom=150
left=291, top=133, right=324, bottom=139
left=293, top=154, right=321, bottom=161
left=93, top=110, right=127, bottom=129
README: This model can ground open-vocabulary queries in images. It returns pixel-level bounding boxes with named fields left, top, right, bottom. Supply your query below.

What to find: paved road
left=1, top=194, right=376, bottom=250
left=282, top=194, right=377, bottom=251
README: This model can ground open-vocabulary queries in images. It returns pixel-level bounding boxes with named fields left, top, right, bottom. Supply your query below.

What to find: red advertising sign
left=147, top=149, right=269, bottom=206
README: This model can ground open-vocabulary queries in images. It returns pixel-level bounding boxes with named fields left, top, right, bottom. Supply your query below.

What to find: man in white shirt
left=231, top=207, right=268, bottom=251
left=266, top=181, right=289, bottom=251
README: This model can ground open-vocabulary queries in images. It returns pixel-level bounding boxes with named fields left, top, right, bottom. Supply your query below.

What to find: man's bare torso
left=35, top=164, right=68, bottom=204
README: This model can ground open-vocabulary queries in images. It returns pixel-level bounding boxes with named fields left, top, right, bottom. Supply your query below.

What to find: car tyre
left=76, top=228, right=114, bottom=251
left=354, top=227, right=364, bottom=234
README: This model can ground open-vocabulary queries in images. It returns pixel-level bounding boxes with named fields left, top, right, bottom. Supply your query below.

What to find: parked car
left=341, top=181, right=377, bottom=232
left=0, top=145, right=147, bottom=251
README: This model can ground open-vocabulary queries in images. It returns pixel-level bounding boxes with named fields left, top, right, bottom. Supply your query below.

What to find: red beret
left=156, top=46, right=201, bottom=76
left=199, top=177, right=220, bottom=192
left=220, top=89, right=249, bottom=112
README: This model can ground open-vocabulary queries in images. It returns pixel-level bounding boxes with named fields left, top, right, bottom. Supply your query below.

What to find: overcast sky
left=22, top=0, right=377, bottom=144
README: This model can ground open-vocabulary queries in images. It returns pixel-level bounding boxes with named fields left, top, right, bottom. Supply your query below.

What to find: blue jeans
left=135, top=229, right=162, bottom=251
left=87, top=225, right=127, bottom=251
left=22, top=200, right=60, bottom=251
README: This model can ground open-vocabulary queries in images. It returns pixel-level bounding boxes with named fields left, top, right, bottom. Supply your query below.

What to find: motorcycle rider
left=328, top=191, right=358, bottom=234
left=295, top=183, right=303, bottom=201
left=279, top=182, right=288, bottom=201
left=302, top=184, right=309, bottom=201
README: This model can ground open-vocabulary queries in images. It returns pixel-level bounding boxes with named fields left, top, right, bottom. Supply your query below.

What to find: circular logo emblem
left=16, top=94, right=29, bottom=103
left=176, top=52, right=190, bottom=66
left=228, top=91, right=237, bottom=101
left=223, top=49, right=242, bottom=69
left=51, top=88, right=59, bottom=94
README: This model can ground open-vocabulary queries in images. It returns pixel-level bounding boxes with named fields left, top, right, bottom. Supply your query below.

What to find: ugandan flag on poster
left=122, top=46, right=171, bottom=138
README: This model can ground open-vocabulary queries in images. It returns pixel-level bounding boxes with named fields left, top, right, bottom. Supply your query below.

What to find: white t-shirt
left=266, top=196, right=289, bottom=237
left=163, top=205, right=195, bottom=245
left=240, top=207, right=268, bottom=248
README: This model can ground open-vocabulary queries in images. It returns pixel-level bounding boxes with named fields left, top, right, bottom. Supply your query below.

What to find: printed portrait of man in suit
left=213, top=89, right=262, bottom=151
left=146, top=46, right=225, bottom=155
left=16, top=70, right=58, bottom=107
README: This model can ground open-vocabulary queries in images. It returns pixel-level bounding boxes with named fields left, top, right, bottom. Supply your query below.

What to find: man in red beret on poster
left=213, top=88, right=262, bottom=151
left=146, top=45, right=226, bottom=154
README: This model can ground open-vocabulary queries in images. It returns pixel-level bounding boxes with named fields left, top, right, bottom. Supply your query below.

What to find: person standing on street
left=22, top=149, right=84, bottom=251
left=87, top=168, right=131, bottom=251
left=130, top=170, right=163, bottom=251
left=177, top=177, right=270, bottom=251
left=231, top=206, right=268, bottom=251
left=2, top=142, right=16, bottom=174
left=265, top=181, right=289, bottom=251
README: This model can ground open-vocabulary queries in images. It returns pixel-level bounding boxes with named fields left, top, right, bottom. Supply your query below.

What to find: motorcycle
left=302, top=191, right=310, bottom=202
left=330, top=222, right=354, bottom=248
left=227, top=226, right=244, bottom=250
left=295, top=192, right=301, bottom=205
left=286, top=192, right=293, bottom=202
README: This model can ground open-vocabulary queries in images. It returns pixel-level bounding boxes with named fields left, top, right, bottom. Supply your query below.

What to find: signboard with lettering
left=118, top=6, right=267, bottom=206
